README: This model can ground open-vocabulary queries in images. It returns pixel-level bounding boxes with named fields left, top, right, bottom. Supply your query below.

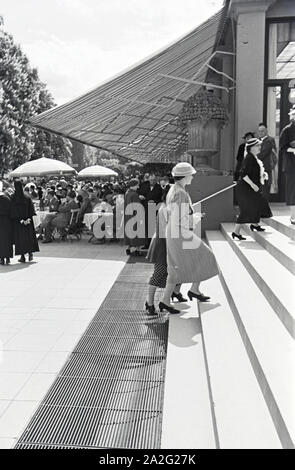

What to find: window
left=268, top=21, right=295, bottom=79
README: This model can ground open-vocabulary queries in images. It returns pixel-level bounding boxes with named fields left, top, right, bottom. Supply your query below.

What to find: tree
left=0, top=16, right=72, bottom=175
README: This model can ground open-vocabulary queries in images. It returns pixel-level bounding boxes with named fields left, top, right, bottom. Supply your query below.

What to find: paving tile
left=3, top=333, right=61, bottom=352
left=0, top=374, right=31, bottom=400
left=7, top=296, right=54, bottom=309
left=35, top=308, right=82, bottom=321
left=0, top=401, right=11, bottom=417
left=0, top=298, right=15, bottom=308
left=20, top=319, right=71, bottom=336
left=46, top=297, right=101, bottom=310
left=51, top=335, right=80, bottom=352
left=35, top=352, right=70, bottom=374
left=0, top=401, right=39, bottom=439
left=0, top=351, right=46, bottom=373
left=15, top=374, right=56, bottom=401
left=0, top=438, right=16, bottom=449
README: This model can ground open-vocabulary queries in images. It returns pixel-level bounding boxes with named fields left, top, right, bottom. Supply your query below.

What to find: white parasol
left=9, top=157, right=76, bottom=177
left=78, top=165, right=118, bottom=178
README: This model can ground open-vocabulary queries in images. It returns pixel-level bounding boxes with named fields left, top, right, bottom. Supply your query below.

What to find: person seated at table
left=77, top=188, right=92, bottom=224
left=88, top=187, right=100, bottom=208
left=42, top=190, right=79, bottom=243
left=37, top=189, right=61, bottom=240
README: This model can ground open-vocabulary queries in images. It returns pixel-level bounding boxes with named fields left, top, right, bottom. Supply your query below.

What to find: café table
left=33, top=211, right=56, bottom=228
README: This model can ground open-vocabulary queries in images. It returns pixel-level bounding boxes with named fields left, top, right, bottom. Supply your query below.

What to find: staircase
left=200, top=210, right=295, bottom=449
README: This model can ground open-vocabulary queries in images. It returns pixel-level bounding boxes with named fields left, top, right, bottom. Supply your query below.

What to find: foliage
left=0, top=17, right=72, bottom=175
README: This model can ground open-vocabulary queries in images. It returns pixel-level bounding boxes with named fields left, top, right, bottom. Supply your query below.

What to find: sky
left=1, top=0, right=224, bottom=105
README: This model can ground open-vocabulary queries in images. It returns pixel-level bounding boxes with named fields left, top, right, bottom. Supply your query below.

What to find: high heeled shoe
left=250, top=224, right=265, bottom=232
left=171, top=292, right=188, bottom=302
left=187, top=291, right=210, bottom=302
left=145, top=301, right=157, bottom=315
left=28, top=253, right=33, bottom=262
left=159, top=302, right=180, bottom=314
left=231, top=232, right=246, bottom=241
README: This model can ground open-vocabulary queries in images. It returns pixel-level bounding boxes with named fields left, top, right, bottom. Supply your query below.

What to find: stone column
left=229, top=0, right=276, bottom=151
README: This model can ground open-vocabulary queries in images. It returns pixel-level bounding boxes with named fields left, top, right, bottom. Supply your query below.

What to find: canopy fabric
left=9, top=157, right=76, bottom=177
left=28, top=10, right=224, bottom=164
left=78, top=165, right=118, bottom=178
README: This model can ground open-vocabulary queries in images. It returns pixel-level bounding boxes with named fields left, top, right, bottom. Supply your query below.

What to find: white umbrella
left=78, top=165, right=118, bottom=178
left=9, top=157, right=76, bottom=177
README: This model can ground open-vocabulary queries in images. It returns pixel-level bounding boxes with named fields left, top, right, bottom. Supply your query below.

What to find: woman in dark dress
left=0, top=181, right=13, bottom=265
left=232, top=138, right=272, bottom=240
left=10, top=180, right=40, bottom=263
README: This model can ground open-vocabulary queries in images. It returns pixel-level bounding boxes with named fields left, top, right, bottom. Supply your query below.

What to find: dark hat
left=127, top=178, right=139, bottom=188
left=243, top=131, right=255, bottom=139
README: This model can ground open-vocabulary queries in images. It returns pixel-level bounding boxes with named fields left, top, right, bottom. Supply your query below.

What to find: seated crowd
left=21, top=173, right=172, bottom=244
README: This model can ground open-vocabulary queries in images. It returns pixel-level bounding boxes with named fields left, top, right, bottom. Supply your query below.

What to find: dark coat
left=124, top=188, right=145, bottom=247
left=258, top=136, right=276, bottom=184
left=146, top=205, right=167, bottom=266
left=0, top=193, right=13, bottom=259
left=235, top=153, right=272, bottom=224
left=234, top=143, right=246, bottom=181
left=280, top=122, right=295, bottom=175
left=10, top=182, right=40, bottom=256
left=280, top=122, right=295, bottom=204
left=138, top=181, right=163, bottom=204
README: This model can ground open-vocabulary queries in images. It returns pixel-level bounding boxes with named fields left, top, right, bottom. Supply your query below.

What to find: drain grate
left=84, top=320, right=168, bottom=340
left=16, top=407, right=162, bottom=449
left=60, top=354, right=166, bottom=382
left=42, top=377, right=163, bottom=411
left=92, top=309, right=166, bottom=323
left=15, top=260, right=168, bottom=449
left=74, top=335, right=166, bottom=357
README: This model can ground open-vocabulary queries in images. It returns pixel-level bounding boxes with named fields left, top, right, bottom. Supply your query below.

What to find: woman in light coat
left=159, top=162, right=219, bottom=313
left=146, top=186, right=186, bottom=315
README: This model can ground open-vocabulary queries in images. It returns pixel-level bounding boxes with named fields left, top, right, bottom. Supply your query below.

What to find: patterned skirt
left=149, top=263, right=168, bottom=288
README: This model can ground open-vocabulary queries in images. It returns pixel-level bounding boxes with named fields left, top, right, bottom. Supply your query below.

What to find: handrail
left=192, top=183, right=237, bottom=208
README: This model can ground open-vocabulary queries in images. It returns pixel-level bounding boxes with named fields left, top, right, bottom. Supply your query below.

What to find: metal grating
left=15, top=261, right=168, bottom=449
left=16, top=407, right=162, bottom=448
left=60, top=354, right=166, bottom=382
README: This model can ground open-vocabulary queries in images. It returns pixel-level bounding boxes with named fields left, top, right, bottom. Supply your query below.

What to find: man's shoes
left=18, top=255, right=26, bottom=263
left=42, top=239, right=52, bottom=244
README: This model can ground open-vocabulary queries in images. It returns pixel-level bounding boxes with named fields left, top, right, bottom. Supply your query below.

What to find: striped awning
left=29, top=10, right=225, bottom=163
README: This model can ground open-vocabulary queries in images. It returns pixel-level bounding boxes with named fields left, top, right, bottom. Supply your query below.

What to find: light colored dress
left=166, top=182, right=219, bottom=284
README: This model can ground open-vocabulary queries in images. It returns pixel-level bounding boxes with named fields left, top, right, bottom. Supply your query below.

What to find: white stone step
left=263, top=215, right=295, bottom=241
left=221, top=223, right=295, bottom=339
left=206, top=230, right=295, bottom=449
left=242, top=223, right=295, bottom=275
left=198, top=275, right=282, bottom=449
left=161, top=294, right=216, bottom=449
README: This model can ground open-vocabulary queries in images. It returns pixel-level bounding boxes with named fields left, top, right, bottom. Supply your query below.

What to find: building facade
left=217, top=0, right=295, bottom=202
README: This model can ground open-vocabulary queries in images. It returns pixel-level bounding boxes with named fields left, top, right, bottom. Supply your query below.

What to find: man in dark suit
left=138, top=174, right=163, bottom=248
left=279, top=105, right=295, bottom=224
left=138, top=173, right=163, bottom=205
left=257, top=123, right=277, bottom=200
